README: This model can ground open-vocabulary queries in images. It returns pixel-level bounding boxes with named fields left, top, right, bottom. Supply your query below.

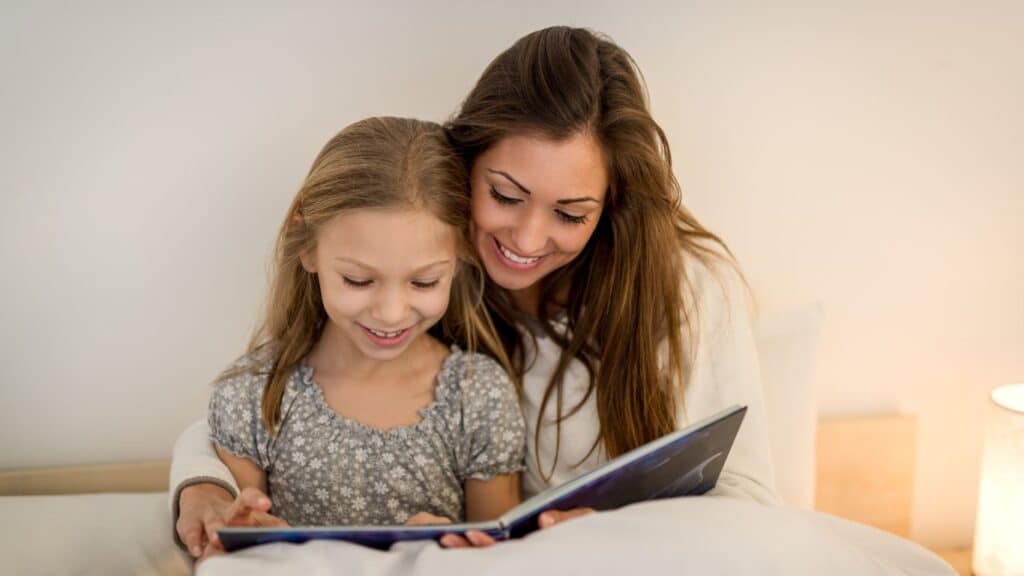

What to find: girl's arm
left=464, top=473, right=520, bottom=521
left=214, top=445, right=267, bottom=493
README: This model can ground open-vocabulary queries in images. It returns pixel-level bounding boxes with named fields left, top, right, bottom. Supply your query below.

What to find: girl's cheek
left=419, top=292, right=453, bottom=322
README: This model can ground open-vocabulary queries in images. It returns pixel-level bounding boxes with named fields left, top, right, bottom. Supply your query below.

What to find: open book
left=219, top=404, right=746, bottom=551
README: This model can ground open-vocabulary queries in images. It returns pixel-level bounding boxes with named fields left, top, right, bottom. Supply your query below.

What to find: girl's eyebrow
left=487, top=168, right=601, bottom=205
left=333, top=257, right=452, bottom=273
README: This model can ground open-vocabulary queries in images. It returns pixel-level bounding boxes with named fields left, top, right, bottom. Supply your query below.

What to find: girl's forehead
left=316, top=208, right=458, bottom=271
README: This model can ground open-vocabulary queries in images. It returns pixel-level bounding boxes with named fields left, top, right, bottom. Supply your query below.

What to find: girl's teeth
left=369, top=328, right=403, bottom=338
left=499, top=243, right=540, bottom=264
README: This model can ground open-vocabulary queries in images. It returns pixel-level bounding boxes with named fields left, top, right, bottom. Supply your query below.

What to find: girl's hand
left=438, top=507, right=596, bottom=548
left=404, top=512, right=452, bottom=526
left=177, top=484, right=288, bottom=560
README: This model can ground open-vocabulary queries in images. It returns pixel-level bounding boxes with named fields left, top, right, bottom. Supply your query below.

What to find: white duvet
left=198, top=497, right=955, bottom=576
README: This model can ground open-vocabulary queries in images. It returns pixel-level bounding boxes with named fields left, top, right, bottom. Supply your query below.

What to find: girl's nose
left=371, top=287, right=409, bottom=326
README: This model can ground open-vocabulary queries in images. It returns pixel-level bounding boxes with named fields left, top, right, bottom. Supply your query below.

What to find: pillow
left=753, top=303, right=825, bottom=509
left=0, top=492, right=188, bottom=576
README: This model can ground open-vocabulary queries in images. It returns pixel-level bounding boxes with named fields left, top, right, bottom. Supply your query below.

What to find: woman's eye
left=556, top=210, right=588, bottom=225
left=342, top=276, right=373, bottom=287
left=412, top=279, right=440, bottom=289
left=489, top=186, right=521, bottom=206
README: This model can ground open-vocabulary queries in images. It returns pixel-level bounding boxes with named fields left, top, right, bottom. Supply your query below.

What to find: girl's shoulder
left=439, top=347, right=512, bottom=387
left=212, top=346, right=277, bottom=391
left=435, top=347, right=518, bottom=411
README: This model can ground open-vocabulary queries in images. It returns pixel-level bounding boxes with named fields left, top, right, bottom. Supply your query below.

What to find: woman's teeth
left=498, top=242, right=541, bottom=264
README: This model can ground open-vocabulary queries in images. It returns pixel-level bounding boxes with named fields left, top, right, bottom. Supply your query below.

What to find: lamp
left=974, top=383, right=1024, bottom=576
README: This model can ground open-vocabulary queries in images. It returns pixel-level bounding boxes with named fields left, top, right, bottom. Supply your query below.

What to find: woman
left=172, top=26, right=778, bottom=557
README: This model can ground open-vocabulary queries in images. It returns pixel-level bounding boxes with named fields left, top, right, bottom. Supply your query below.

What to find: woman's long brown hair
left=446, top=27, right=735, bottom=474
left=228, top=117, right=512, bottom=434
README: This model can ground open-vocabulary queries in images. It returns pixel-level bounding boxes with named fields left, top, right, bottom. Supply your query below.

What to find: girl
left=172, top=26, right=778, bottom=555
left=196, top=116, right=525, bottom=553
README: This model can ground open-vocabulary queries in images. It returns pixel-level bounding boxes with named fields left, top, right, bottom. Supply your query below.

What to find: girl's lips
left=491, top=236, right=545, bottom=270
left=358, top=324, right=413, bottom=348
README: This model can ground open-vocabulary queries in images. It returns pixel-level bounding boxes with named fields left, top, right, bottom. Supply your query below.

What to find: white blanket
left=198, top=498, right=954, bottom=576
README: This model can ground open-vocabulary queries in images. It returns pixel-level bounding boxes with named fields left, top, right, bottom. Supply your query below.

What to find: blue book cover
left=219, top=404, right=746, bottom=551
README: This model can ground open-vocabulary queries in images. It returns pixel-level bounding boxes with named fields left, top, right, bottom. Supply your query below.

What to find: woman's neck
left=508, top=281, right=569, bottom=320
left=509, top=284, right=542, bottom=318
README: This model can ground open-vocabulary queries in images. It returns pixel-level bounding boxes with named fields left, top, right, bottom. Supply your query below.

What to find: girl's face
left=301, top=208, right=458, bottom=362
left=469, top=132, right=607, bottom=296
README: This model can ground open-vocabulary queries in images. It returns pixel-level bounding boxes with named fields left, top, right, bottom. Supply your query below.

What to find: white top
left=169, top=255, right=780, bottom=524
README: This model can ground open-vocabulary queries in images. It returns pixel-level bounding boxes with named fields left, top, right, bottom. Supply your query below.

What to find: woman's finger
left=204, top=516, right=226, bottom=548
left=176, top=518, right=205, bottom=558
left=538, top=507, right=596, bottom=529
left=439, top=533, right=471, bottom=548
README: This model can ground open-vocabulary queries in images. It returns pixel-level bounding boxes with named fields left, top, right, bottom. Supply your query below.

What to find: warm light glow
left=974, top=383, right=1024, bottom=576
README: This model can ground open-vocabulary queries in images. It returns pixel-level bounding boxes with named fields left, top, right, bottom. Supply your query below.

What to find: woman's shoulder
left=681, top=245, right=753, bottom=319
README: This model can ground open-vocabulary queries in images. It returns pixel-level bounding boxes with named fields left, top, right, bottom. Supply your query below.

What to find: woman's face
left=469, top=132, right=608, bottom=295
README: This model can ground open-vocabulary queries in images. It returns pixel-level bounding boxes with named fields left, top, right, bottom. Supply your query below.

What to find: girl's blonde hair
left=236, top=117, right=511, bottom=434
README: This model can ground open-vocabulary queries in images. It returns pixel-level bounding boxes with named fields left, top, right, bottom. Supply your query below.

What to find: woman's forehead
left=475, top=133, right=608, bottom=201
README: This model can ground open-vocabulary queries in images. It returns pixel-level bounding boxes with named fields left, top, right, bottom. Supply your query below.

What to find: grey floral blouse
left=208, top=346, right=526, bottom=526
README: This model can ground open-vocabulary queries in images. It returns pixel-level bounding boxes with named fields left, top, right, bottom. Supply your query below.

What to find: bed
left=0, top=304, right=957, bottom=575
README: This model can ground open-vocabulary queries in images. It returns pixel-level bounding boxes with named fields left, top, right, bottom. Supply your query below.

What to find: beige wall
left=1, top=0, right=1020, bottom=548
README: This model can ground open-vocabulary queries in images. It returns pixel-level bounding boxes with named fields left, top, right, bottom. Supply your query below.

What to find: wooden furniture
left=933, top=547, right=972, bottom=576
left=815, top=414, right=917, bottom=537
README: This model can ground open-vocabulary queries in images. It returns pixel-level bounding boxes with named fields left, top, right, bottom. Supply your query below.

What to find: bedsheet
left=198, top=496, right=954, bottom=575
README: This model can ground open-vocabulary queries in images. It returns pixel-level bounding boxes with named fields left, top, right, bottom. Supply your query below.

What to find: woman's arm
left=169, top=419, right=240, bottom=515
left=682, top=259, right=780, bottom=505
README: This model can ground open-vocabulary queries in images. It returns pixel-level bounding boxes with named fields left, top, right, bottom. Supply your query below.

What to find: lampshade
left=974, top=383, right=1024, bottom=576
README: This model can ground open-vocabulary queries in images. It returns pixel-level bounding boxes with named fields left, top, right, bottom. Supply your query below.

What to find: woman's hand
left=176, top=484, right=289, bottom=560
left=404, top=512, right=453, bottom=526
left=438, top=507, right=595, bottom=548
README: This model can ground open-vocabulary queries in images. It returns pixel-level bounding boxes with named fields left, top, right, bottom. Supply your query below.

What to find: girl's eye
left=412, top=279, right=440, bottom=289
left=342, top=276, right=373, bottom=287
left=489, top=186, right=521, bottom=206
left=556, top=210, right=588, bottom=225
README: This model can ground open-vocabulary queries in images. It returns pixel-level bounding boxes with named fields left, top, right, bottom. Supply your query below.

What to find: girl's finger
left=238, top=487, right=273, bottom=512
left=465, top=530, right=496, bottom=547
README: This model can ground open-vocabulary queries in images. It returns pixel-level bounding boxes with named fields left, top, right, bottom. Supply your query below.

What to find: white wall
left=1, top=0, right=1021, bottom=548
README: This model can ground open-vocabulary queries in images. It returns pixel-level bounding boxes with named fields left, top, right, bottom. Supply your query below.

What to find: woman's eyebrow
left=488, top=168, right=601, bottom=205
left=556, top=197, right=601, bottom=205
left=488, top=169, right=532, bottom=195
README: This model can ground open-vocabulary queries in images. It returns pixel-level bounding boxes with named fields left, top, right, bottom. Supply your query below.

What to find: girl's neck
left=307, top=321, right=434, bottom=382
